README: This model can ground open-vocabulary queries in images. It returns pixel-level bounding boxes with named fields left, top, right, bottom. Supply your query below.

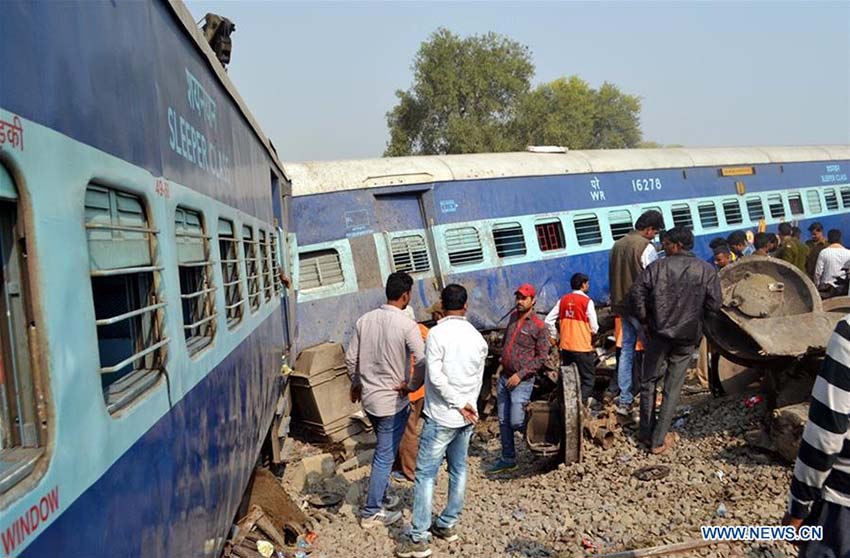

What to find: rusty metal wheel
left=561, top=364, right=582, bottom=464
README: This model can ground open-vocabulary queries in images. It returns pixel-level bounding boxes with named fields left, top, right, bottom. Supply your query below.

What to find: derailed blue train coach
left=0, top=1, right=295, bottom=556
left=287, top=146, right=850, bottom=351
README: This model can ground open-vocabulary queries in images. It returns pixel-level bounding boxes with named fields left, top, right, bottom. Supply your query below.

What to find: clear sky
left=185, top=1, right=850, bottom=162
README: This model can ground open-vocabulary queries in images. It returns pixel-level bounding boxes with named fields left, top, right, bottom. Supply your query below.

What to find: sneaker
left=430, top=521, right=459, bottom=543
left=383, top=494, right=401, bottom=510
left=391, top=470, right=411, bottom=483
left=360, top=509, right=403, bottom=528
left=486, top=459, right=518, bottom=474
left=395, top=537, right=432, bottom=558
left=615, top=402, right=633, bottom=416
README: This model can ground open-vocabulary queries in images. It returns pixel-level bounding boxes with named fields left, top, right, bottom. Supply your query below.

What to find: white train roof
left=284, top=145, right=850, bottom=196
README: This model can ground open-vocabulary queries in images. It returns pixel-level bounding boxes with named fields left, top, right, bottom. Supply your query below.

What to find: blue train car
left=0, top=1, right=294, bottom=556
left=287, top=146, right=850, bottom=351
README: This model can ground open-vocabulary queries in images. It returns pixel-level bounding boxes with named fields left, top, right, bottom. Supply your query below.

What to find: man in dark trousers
left=488, top=283, right=549, bottom=474
left=629, top=226, right=721, bottom=454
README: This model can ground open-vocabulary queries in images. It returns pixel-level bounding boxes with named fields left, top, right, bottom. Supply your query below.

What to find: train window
left=390, top=234, right=431, bottom=273
left=573, top=214, right=602, bottom=247
left=270, top=233, right=283, bottom=296
left=608, top=210, right=633, bottom=241
left=0, top=170, right=44, bottom=494
left=85, top=185, right=167, bottom=413
left=218, top=219, right=244, bottom=329
left=493, top=222, right=527, bottom=258
left=175, top=208, right=215, bottom=356
left=259, top=230, right=273, bottom=302
left=841, top=187, right=850, bottom=208
left=671, top=203, right=693, bottom=229
left=697, top=202, right=719, bottom=229
left=788, top=193, right=804, bottom=216
left=824, top=188, right=839, bottom=211
left=445, top=227, right=484, bottom=266
left=806, top=190, right=822, bottom=214
left=722, top=199, right=743, bottom=225
left=767, top=194, right=785, bottom=219
left=535, top=219, right=566, bottom=252
left=300, top=249, right=344, bottom=289
left=745, top=196, right=764, bottom=221
left=243, top=226, right=261, bottom=313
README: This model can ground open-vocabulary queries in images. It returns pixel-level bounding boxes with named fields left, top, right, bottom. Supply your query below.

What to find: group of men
left=344, top=209, right=848, bottom=557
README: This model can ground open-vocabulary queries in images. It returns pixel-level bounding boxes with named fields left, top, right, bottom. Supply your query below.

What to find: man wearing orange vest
left=544, top=273, right=599, bottom=406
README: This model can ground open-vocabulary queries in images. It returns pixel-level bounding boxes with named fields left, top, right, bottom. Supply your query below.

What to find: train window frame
left=806, top=189, right=823, bottom=214
left=788, top=193, right=805, bottom=216
left=534, top=218, right=566, bottom=252
left=218, top=218, right=244, bottom=329
left=745, top=196, right=765, bottom=222
left=445, top=226, right=484, bottom=266
left=767, top=194, right=785, bottom=220
left=697, top=201, right=719, bottom=230
left=721, top=199, right=743, bottom=226
left=671, top=203, right=693, bottom=229
left=389, top=233, right=431, bottom=274
left=840, top=187, right=850, bottom=209
left=85, top=184, right=168, bottom=414
left=492, top=222, right=527, bottom=258
left=243, top=225, right=261, bottom=313
left=607, top=210, right=633, bottom=241
left=299, top=249, right=345, bottom=290
left=0, top=169, right=45, bottom=496
left=573, top=214, right=602, bottom=247
left=824, top=188, right=839, bottom=211
left=259, top=229, right=273, bottom=302
left=270, top=232, right=283, bottom=296
left=175, top=207, right=216, bottom=357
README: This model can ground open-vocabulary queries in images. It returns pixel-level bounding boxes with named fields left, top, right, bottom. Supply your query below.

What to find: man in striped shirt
left=784, top=316, right=850, bottom=556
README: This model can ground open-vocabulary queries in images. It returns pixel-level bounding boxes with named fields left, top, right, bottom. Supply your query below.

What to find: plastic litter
left=295, top=552, right=308, bottom=558
left=672, top=418, right=686, bottom=430
left=744, top=395, right=763, bottom=408
left=581, top=537, right=598, bottom=551
left=715, top=470, right=725, bottom=481
left=716, top=503, right=727, bottom=517
left=512, top=508, right=526, bottom=521
left=256, top=540, right=274, bottom=558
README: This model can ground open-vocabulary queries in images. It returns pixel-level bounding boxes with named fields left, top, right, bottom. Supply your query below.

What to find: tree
left=385, top=28, right=534, bottom=156
left=590, top=82, right=642, bottom=149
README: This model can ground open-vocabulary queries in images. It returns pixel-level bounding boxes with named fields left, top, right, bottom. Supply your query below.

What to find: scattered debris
left=716, top=503, right=728, bottom=518
left=632, top=465, right=671, bottom=482
left=744, top=395, right=763, bottom=408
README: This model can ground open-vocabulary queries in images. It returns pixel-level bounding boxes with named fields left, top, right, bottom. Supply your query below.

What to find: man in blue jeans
left=345, top=272, right=426, bottom=528
left=396, top=284, right=488, bottom=558
left=488, top=283, right=549, bottom=474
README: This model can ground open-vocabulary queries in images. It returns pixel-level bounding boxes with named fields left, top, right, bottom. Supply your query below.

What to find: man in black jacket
left=629, top=226, right=722, bottom=454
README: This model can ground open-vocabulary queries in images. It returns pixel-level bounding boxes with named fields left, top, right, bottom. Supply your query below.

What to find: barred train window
left=243, top=225, right=261, bottom=312
left=218, top=219, right=243, bottom=329
left=767, top=194, right=785, bottom=219
left=445, top=227, right=484, bottom=265
left=824, top=188, right=839, bottom=211
left=270, top=233, right=283, bottom=296
left=788, top=193, right=804, bottom=216
left=85, top=185, right=168, bottom=413
left=175, top=208, right=215, bottom=356
left=259, top=229, right=272, bottom=302
left=390, top=234, right=430, bottom=273
left=608, top=210, right=632, bottom=241
left=745, top=196, right=764, bottom=221
left=671, top=203, right=693, bottom=229
left=493, top=222, right=526, bottom=258
left=299, top=249, right=344, bottom=289
left=697, top=201, right=719, bottom=229
left=841, top=188, right=850, bottom=209
left=0, top=168, right=44, bottom=494
left=807, top=190, right=823, bottom=214
left=573, top=214, right=602, bottom=247
left=535, top=219, right=565, bottom=251
left=722, top=199, right=743, bottom=225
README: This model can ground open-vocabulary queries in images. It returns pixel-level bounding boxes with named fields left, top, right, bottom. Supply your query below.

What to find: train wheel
left=560, top=364, right=582, bottom=464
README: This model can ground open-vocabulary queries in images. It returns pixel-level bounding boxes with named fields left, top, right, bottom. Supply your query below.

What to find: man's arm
left=344, top=321, right=361, bottom=386
left=628, top=266, right=652, bottom=324
left=544, top=301, right=560, bottom=341
left=587, top=299, right=599, bottom=334
left=814, top=253, right=826, bottom=286
left=787, top=320, right=850, bottom=520
left=405, top=321, right=427, bottom=392
left=425, top=332, right=464, bottom=409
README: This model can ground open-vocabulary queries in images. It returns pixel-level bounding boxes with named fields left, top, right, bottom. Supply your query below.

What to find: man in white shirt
left=396, top=284, right=488, bottom=558
left=814, top=229, right=850, bottom=297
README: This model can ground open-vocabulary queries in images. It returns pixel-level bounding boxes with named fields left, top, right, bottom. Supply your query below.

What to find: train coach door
left=373, top=191, right=443, bottom=306
left=271, top=171, right=294, bottom=357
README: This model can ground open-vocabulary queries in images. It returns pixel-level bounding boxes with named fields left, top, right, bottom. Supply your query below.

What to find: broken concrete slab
left=337, top=450, right=374, bottom=474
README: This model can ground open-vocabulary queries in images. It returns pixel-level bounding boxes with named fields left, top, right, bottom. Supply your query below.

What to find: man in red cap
left=488, top=283, right=549, bottom=474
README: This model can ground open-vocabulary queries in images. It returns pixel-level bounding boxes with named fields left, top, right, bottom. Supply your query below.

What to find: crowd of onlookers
left=343, top=210, right=849, bottom=558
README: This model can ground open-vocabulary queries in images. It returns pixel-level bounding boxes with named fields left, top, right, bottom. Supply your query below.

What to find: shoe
left=391, top=471, right=411, bottom=483
left=430, top=521, right=459, bottom=543
left=486, top=459, right=518, bottom=474
left=395, top=537, right=432, bottom=558
left=360, top=508, right=402, bottom=528
left=383, top=494, right=401, bottom=510
left=615, top=402, right=633, bottom=416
